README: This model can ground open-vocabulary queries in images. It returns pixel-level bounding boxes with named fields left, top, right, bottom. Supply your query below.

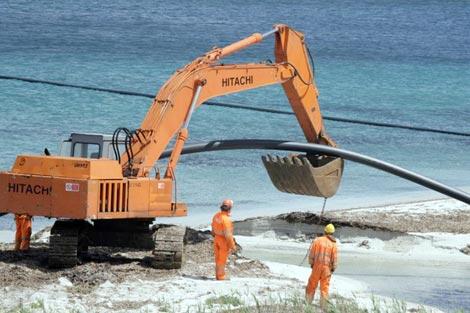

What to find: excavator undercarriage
left=48, top=219, right=185, bottom=269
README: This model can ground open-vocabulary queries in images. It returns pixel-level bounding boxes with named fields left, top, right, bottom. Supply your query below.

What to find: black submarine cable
left=1, top=74, right=470, bottom=138
left=159, top=139, right=470, bottom=205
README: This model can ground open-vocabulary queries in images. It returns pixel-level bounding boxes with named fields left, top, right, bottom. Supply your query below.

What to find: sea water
left=0, top=1, right=469, bottom=310
left=1, top=0, right=469, bottom=217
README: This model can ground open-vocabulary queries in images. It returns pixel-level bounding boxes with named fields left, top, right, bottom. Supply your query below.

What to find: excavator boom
left=129, top=62, right=295, bottom=176
left=120, top=25, right=342, bottom=197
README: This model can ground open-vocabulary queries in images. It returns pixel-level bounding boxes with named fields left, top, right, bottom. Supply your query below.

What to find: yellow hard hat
left=324, top=223, right=335, bottom=234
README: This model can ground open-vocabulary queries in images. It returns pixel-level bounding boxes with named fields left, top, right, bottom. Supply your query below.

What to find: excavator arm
left=121, top=24, right=343, bottom=197
left=126, top=62, right=295, bottom=176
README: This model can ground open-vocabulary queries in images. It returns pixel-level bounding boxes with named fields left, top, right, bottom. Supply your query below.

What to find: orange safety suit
left=211, top=211, right=236, bottom=280
left=15, top=214, right=32, bottom=251
left=306, top=234, right=338, bottom=307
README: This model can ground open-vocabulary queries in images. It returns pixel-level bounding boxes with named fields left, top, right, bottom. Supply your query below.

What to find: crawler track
left=49, top=220, right=90, bottom=268
left=152, top=225, right=186, bottom=269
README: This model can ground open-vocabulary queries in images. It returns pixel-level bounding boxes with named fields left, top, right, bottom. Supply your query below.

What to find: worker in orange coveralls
left=211, top=199, right=237, bottom=280
left=15, top=214, right=32, bottom=251
left=306, top=223, right=338, bottom=310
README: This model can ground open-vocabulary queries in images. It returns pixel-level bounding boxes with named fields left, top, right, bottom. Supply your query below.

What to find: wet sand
left=234, top=198, right=470, bottom=312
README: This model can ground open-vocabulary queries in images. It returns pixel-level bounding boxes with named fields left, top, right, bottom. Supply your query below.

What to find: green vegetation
left=1, top=300, right=45, bottom=313
left=205, top=294, right=244, bottom=309
left=0, top=294, right=466, bottom=313
left=192, top=293, right=460, bottom=313
left=220, top=293, right=367, bottom=313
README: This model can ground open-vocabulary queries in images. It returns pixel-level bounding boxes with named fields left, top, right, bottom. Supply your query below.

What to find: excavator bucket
left=261, top=154, right=344, bottom=198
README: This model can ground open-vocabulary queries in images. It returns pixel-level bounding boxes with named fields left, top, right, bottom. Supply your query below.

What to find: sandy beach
left=0, top=198, right=468, bottom=312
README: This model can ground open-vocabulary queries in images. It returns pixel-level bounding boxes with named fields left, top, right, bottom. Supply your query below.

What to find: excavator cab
left=58, top=133, right=125, bottom=159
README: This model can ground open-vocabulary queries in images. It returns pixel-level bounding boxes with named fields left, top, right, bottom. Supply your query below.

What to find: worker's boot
left=305, top=292, right=314, bottom=304
left=319, top=297, right=328, bottom=313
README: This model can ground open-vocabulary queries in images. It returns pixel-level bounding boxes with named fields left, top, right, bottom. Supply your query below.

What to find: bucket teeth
left=262, top=154, right=344, bottom=198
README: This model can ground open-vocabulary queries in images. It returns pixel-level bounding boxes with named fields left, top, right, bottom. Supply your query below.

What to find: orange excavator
left=0, top=24, right=343, bottom=268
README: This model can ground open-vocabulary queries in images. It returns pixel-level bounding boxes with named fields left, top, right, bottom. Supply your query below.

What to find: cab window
left=73, top=143, right=101, bottom=159
left=59, top=141, right=72, bottom=157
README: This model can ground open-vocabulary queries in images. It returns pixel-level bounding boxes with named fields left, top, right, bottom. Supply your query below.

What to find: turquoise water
left=1, top=1, right=469, bottom=218
left=1, top=1, right=469, bottom=311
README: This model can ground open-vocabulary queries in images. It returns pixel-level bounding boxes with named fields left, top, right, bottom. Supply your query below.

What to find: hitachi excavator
left=0, top=24, right=343, bottom=268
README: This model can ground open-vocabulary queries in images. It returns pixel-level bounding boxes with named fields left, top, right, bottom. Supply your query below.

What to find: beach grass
left=0, top=293, right=464, bottom=313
